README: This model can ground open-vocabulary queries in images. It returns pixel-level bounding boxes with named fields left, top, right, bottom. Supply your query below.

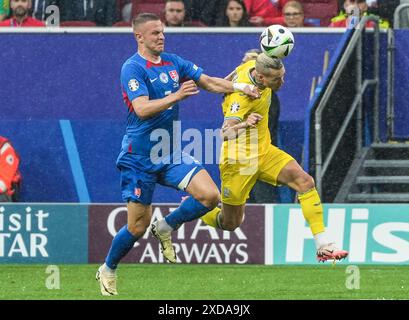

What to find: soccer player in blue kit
left=96, top=13, right=259, bottom=296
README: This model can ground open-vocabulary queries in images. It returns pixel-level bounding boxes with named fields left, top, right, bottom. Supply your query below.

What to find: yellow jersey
left=221, top=60, right=272, bottom=163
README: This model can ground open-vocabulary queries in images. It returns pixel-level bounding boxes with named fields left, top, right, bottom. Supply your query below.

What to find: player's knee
left=297, top=174, right=315, bottom=193
left=127, top=219, right=150, bottom=237
left=197, top=188, right=220, bottom=209
left=222, top=221, right=241, bottom=232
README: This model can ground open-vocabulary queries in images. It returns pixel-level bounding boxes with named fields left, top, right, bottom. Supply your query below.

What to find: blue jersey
left=120, top=52, right=203, bottom=157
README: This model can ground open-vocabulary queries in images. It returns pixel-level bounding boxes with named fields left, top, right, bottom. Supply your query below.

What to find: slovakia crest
left=169, top=70, right=179, bottom=82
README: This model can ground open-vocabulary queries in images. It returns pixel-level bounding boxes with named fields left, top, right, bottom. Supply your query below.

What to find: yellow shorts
left=220, top=144, right=294, bottom=205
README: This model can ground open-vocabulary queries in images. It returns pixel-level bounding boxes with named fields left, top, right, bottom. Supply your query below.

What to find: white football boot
left=96, top=265, right=118, bottom=296
left=150, top=219, right=177, bottom=263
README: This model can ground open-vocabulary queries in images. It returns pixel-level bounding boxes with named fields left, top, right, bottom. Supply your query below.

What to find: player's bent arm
left=132, top=80, right=199, bottom=119
left=221, top=113, right=263, bottom=141
left=220, top=119, right=247, bottom=141
left=132, top=95, right=180, bottom=119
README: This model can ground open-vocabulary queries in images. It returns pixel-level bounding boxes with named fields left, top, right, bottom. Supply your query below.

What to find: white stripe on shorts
left=178, top=167, right=197, bottom=191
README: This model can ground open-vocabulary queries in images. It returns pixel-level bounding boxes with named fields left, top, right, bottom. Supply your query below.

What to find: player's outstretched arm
left=197, top=74, right=259, bottom=98
left=132, top=80, right=199, bottom=119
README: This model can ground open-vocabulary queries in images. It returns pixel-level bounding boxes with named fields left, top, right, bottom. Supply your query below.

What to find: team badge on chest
left=159, top=72, right=169, bottom=83
left=230, top=101, right=240, bottom=113
left=169, top=70, right=179, bottom=82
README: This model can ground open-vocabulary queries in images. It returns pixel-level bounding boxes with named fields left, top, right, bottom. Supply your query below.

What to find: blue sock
left=105, top=225, right=138, bottom=270
left=165, top=196, right=211, bottom=229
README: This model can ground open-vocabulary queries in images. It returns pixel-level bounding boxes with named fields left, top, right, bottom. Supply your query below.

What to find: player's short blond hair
left=132, top=13, right=161, bottom=31
left=255, top=53, right=283, bottom=75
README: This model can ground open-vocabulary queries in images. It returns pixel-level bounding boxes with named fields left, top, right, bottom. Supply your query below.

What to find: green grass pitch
left=0, top=264, right=408, bottom=300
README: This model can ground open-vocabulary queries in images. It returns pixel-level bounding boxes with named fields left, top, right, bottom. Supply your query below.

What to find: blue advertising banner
left=0, top=204, right=88, bottom=263
left=393, top=30, right=409, bottom=139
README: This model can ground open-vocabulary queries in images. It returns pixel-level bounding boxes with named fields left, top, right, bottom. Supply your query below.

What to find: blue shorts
left=116, top=151, right=204, bottom=205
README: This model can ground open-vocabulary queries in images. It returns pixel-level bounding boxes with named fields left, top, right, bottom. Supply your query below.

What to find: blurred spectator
left=0, top=136, right=22, bottom=202
left=94, top=0, right=117, bottom=26
left=165, top=0, right=205, bottom=26
left=367, top=0, right=400, bottom=25
left=59, top=0, right=117, bottom=26
left=244, top=0, right=288, bottom=26
left=283, top=0, right=310, bottom=27
left=32, top=0, right=57, bottom=21
left=0, top=0, right=45, bottom=26
left=164, top=0, right=184, bottom=26
left=330, top=0, right=389, bottom=28
left=0, top=0, right=10, bottom=21
left=120, top=0, right=132, bottom=22
left=216, top=0, right=250, bottom=27
left=183, top=0, right=219, bottom=26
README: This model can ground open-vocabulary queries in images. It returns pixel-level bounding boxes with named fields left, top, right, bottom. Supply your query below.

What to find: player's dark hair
left=132, top=13, right=161, bottom=30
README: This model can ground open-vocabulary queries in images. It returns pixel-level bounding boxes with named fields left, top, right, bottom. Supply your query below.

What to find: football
left=260, top=25, right=295, bottom=59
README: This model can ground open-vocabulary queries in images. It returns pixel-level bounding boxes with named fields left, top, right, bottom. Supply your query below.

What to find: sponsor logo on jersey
left=159, top=72, right=169, bottom=83
left=169, top=70, right=179, bottom=82
left=128, top=79, right=139, bottom=92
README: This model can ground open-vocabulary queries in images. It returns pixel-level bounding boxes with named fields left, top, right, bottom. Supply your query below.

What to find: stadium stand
left=60, top=20, right=97, bottom=27
left=112, top=20, right=132, bottom=27
left=131, top=0, right=166, bottom=20
left=299, top=0, right=339, bottom=26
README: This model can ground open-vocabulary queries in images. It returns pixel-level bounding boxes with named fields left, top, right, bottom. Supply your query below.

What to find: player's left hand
left=246, top=113, right=263, bottom=128
left=243, top=84, right=260, bottom=99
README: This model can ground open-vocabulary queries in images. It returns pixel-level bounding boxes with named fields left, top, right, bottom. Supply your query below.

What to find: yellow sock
left=200, top=207, right=221, bottom=228
left=297, top=188, right=325, bottom=235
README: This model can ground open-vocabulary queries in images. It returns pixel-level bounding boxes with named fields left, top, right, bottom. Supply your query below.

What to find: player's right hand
left=245, top=113, right=263, bottom=128
left=243, top=84, right=260, bottom=99
left=176, top=80, right=200, bottom=101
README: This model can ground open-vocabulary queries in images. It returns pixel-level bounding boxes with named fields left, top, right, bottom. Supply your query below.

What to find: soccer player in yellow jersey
left=201, top=53, right=348, bottom=262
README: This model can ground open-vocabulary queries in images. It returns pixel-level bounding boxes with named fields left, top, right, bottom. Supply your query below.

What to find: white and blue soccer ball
left=260, top=25, right=295, bottom=59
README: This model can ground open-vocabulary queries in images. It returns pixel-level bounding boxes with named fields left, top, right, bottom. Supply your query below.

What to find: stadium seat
left=131, top=0, right=166, bottom=20
left=298, top=0, right=339, bottom=26
left=60, top=21, right=97, bottom=27
left=112, top=21, right=132, bottom=27
left=188, top=20, right=207, bottom=27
